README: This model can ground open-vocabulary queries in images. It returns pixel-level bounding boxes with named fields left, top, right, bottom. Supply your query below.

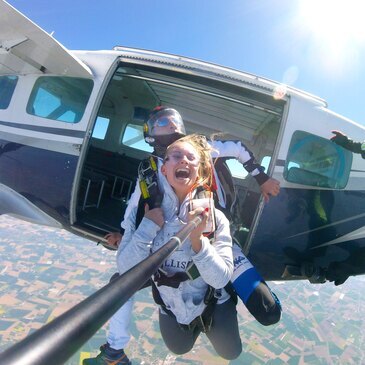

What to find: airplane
left=1, top=0, right=365, bottom=291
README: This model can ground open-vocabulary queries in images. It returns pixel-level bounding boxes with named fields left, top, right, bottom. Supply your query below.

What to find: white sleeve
left=209, top=139, right=268, bottom=184
left=210, top=139, right=253, bottom=165
left=121, top=179, right=141, bottom=230
left=117, top=210, right=161, bottom=274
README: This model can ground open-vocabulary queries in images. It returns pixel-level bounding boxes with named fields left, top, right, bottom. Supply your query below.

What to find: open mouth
left=175, top=168, right=190, bottom=179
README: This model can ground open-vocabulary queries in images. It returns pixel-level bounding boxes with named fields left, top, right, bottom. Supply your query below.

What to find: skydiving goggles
left=152, top=116, right=174, bottom=127
left=145, top=108, right=186, bottom=137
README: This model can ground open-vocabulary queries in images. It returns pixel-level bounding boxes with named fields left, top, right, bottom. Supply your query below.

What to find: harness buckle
left=214, top=288, right=222, bottom=299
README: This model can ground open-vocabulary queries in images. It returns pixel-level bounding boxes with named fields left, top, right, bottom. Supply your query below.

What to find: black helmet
left=144, top=106, right=186, bottom=147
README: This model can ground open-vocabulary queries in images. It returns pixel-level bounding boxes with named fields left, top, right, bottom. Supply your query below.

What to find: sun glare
left=298, top=0, right=365, bottom=73
left=300, top=0, right=365, bottom=43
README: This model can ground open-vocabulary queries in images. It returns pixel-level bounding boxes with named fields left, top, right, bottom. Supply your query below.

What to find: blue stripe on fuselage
left=0, top=120, right=85, bottom=138
left=0, top=139, right=78, bottom=224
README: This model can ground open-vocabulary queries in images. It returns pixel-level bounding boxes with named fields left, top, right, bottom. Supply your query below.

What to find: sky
left=6, top=0, right=365, bottom=127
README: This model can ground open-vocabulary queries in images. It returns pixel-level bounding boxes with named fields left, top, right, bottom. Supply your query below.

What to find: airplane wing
left=0, top=0, right=92, bottom=77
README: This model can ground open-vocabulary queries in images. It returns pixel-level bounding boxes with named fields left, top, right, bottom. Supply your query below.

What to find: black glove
left=330, top=130, right=350, bottom=148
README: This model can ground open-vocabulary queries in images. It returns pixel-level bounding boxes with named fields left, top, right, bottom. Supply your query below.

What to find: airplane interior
left=75, top=62, right=286, bottom=245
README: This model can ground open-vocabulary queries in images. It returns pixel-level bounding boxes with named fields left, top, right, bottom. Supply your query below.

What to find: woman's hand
left=144, top=204, right=165, bottom=227
left=104, top=232, right=122, bottom=249
left=188, top=207, right=208, bottom=253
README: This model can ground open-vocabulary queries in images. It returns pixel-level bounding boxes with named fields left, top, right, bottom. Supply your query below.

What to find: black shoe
left=83, top=344, right=131, bottom=365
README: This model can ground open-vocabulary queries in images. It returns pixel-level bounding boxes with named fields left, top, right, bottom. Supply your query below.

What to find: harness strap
left=153, top=260, right=207, bottom=287
left=136, top=156, right=163, bottom=229
left=154, top=269, right=190, bottom=288
left=224, top=281, right=238, bottom=305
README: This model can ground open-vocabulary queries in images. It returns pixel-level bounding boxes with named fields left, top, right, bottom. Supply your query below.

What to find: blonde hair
left=165, top=134, right=213, bottom=187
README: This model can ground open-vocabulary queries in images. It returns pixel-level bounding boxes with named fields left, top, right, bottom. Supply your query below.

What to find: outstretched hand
left=330, top=130, right=345, bottom=140
left=330, top=130, right=349, bottom=146
left=260, top=177, right=280, bottom=203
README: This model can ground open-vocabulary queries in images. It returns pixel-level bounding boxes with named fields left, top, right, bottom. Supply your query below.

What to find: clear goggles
left=146, top=109, right=186, bottom=136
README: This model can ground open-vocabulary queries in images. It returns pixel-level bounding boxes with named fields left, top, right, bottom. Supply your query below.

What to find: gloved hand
left=330, top=130, right=350, bottom=147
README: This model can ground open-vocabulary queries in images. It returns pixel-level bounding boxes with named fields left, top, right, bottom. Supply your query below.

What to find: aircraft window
left=92, top=117, right=110, bottom=140
left=225, top=156, right=271, bottom=180
left=26, top=76, right=93, bottom=123
left=226, top=159, right=248, bottom=179
left=261, top=156, right=271, bottom=172
left=284, top=130, right=352, bottom=188
left=0, top=75, right=18, bottom=109
left=121, top=123, right=153, bottom=153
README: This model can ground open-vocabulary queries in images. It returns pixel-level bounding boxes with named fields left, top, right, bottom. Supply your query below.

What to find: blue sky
left=8, top=0, right=365, bottom=127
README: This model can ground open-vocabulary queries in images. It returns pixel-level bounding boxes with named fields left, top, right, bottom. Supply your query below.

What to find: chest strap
left=154, top=269, right=190, bottom=288
left=154, top=261, right=200, bottom=288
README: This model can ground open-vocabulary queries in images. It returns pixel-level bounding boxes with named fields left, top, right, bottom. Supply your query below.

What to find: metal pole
left=0, top=215, right=203, bottom=365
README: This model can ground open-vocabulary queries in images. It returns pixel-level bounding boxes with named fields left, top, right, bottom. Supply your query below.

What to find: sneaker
left=83, top=344, right=131, bottom=365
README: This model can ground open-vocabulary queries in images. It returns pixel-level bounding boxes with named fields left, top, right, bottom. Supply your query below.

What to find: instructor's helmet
left=144, top=106, right=186, bottom=148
